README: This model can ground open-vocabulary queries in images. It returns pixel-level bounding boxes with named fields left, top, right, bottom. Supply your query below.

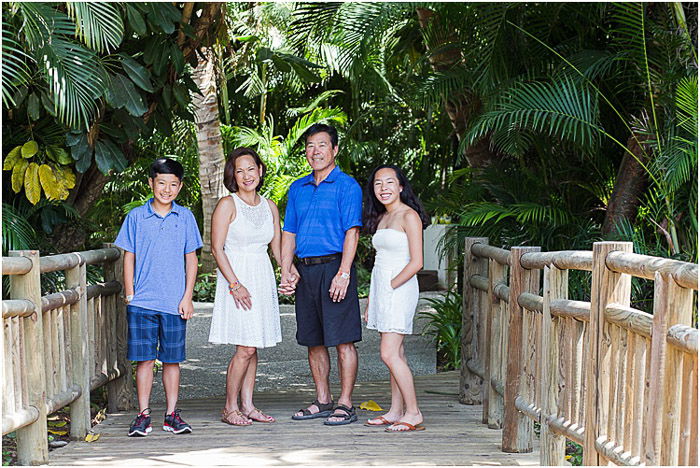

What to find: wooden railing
left=2, top=245, right=133, bottom=465
left=460, top=239, right=698, bottom=466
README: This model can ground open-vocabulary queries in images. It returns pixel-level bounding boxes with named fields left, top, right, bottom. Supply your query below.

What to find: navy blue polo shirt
left=283, top=166, right=362, bottom=258
left=115, top=199, right=203, bottom=315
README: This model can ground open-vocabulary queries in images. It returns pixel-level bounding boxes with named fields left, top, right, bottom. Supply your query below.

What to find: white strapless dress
left=208, top=193, right=281, bottom=348
left=366, top=229, right=419, bottom=334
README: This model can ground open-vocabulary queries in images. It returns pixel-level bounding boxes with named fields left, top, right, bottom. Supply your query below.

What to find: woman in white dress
left=209, top=147, right=297, bottom=426
left=362, top=164, right=430, bottom=432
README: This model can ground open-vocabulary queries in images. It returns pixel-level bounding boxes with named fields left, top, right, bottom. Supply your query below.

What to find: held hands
left=178, top=298, right=194, bottom=320
left=230, top=283, right=252, bottom=310
left=278, top=266, right=300, bottom=296
left=329, top=270, right=350, bottom=303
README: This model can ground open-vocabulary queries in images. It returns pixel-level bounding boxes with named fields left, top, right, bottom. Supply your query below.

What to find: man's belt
left=297, top=253, right=342, bottom=265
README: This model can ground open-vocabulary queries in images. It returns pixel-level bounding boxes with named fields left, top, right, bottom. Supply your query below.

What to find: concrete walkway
left=151, top=293, right=442, bottom=403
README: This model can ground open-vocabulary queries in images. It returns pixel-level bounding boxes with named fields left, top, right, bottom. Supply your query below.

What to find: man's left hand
left=329, top=272, right=350, bottom=302
left=179, top=299, right=194, bottom=320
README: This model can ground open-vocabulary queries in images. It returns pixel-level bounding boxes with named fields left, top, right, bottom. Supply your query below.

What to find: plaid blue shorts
left=127, top=305, right=187, bottom=363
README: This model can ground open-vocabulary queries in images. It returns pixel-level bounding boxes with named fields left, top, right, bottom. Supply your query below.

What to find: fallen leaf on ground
left=85, top=433, right=101, bottom=442
left=359, top=400, right=384, bottom=411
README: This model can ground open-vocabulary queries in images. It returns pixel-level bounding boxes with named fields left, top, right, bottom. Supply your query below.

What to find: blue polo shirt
left=283, top=166, right=362, bottom=258
left=115, top=199, right=203, bottom=315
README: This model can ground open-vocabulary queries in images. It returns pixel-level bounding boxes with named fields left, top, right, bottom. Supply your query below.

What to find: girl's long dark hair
left=363, top=164, right=431, bottom=234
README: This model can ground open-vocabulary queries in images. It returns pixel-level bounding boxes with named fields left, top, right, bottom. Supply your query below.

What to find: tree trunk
left=191, top=46, right=228, bottom=272
left=416, top=7, right=500, bottom=169
left=602, top=134, right=649, bottom=235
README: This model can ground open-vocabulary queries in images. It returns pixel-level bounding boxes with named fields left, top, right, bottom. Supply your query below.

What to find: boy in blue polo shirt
left=115, top=158, right=202, bottom=437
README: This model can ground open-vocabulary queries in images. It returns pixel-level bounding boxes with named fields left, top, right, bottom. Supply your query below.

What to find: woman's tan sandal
left=221, top=408, right=251, bottom=426
left=246, top=407, right=275, bottom=423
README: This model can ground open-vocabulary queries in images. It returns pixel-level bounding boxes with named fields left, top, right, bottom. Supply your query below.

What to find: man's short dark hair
left=303, top=123, right=338, bottom=148
left=150, top=158, right=184, bottom=181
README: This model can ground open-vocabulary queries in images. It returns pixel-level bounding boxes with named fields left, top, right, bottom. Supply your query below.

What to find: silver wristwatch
left=339, top=271, right=350, bottom=280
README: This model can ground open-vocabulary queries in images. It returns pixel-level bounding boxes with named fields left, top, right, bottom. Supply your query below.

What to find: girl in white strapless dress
left=366, top=229, right=419, bottom=334
left=362, top=164, right=430, bottom=433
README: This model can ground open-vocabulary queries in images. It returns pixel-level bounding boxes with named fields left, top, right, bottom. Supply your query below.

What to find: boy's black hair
left=303, top=123, right=338, bottom=148
left=150, top=158, right=184, bottom=181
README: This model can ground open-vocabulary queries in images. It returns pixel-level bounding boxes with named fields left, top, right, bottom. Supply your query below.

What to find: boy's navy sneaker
left=163, top=409, right=192, bottom=434
left=128, top=408, right=152, bottom=437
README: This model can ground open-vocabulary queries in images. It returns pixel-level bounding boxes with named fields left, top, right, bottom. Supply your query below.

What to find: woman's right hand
left=231, top=284, right=252, bottom=310
left=363, top=299, right=369, bottom=323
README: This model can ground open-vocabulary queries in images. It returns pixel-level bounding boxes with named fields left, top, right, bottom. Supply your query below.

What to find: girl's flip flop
left=385, top=421, right=426, bottom=432
left=364, top=416, right=395, bottom=426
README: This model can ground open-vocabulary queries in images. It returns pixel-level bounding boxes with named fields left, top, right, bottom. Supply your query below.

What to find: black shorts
left=295, top=257, right=362, bottom=347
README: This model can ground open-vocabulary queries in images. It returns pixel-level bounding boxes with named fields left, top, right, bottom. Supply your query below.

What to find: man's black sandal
left=291, top=399, right=334, bottom=420
left=323, top=405, right=358, bottom=426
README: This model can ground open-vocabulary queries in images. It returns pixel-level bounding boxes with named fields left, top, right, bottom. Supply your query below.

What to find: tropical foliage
left=2, top=2, right=696, bottom=276
left=2, top=2, right=199, bottom=251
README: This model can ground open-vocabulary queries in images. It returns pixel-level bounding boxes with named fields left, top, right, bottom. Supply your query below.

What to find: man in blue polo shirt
left=115, top=158, right=202, bottom=437
left=281, top=124, right=363, bottom=426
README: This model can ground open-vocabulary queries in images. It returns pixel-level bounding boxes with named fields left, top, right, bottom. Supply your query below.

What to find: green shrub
left=418, top=291, right=462, bottom=371
left=193, top=271, right=217, bottom=303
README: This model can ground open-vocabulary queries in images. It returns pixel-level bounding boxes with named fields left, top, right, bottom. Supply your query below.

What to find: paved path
left=151, top=294, right=442, bottom=403
left=50, top=371, right=540, bottom=466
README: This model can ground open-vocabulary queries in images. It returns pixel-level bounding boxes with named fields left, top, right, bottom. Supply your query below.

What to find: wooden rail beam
left=540, top=266, right=567, bottom=465
left=10, top=250, right=48, bottom=465
left=584, top=242, right=632, bottom=466
left=104, top=244, right=133, bottom=412
left=487, top=258, right=507, bottom=428
left=66, top=261, right=91, bottom=440
left=460, top=238, right=488, bottom=405
left=502, top=246, right=540, bottom=453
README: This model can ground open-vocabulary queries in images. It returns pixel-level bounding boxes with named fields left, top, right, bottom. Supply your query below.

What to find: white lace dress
left=208, top=193, right=282, bottom=348
left=366, top=229, right=419, bottom=334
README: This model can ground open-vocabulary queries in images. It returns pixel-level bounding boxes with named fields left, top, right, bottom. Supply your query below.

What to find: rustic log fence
left=460, top=239, right=698, bottom=466
left=2, top=244, right=133, bottom=465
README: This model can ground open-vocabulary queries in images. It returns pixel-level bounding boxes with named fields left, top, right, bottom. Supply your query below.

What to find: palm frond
left=286, top=89, right=344, bottom=116
left=463, top=77, right=601, bottom=155
left=15, top=2, right=76, bottom=48
left=675, top=76, right=698, bottom=136
left=1, top=20, right=34, bottom=107
left=284, top=107, right=347, bottom=155
left=39, top=38, right=107, bottom=129
left=2, top=202, right=37, bottom=254
left=66, top=2, right=124, bottom=53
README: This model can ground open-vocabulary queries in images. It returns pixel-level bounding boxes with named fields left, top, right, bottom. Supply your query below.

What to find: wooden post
left=460, top=237, right=488, bottom=405
left=583, top=241, right=632, bottom=466
left=540, top=266, right=567, bottom=465
left=487, top=258, right=506, bottom=428
left=502, top=246, right=540, bottom=453
left=66, top=261, right=91, bottom=439
left=10, top=250, right=49, bottom=465
left=643, top=271, right=693, bottom=465
left=103, top=244, right=134, bottom=412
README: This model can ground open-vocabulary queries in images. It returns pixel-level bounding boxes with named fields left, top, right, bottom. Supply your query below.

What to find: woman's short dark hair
left=362, top=164, right=431, bottom=234
left=150, top=158, right=184, bottom=181
left=223, top=147, right=266, bottom=193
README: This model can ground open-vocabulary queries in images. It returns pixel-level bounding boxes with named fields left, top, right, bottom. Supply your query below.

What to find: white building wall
left=423, top=224, right=456, bottom=290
